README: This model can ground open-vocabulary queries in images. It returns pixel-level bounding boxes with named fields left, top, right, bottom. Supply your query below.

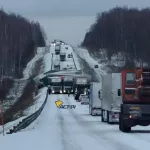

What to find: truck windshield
left=51, top=82, right=61, bottom=86
left=64, top=82, right=73, bottom=86
left=125, top=89, right=135, bottom=95
left=53, top=86, right=61, bottom=90
left=65, top=87, right=72, bottom=90
left=126, top=72, right=135, bottom=84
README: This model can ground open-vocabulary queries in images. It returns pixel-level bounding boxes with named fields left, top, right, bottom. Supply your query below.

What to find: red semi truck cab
left=119, top=68, right=150, bottom=133
left=121, top=68, right=150, bottom=103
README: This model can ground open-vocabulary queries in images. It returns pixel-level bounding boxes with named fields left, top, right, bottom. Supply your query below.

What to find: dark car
left=94, top=65, right=99, bottom=68
left=68, top=54, right=72, bottom=58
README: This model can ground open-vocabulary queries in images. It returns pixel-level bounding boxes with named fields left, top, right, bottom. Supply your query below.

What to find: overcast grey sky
left=1, top=0, right=150, bottom=46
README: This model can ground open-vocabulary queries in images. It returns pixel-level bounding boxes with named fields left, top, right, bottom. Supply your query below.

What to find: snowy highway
left=1, top=94, right=150, bottom=150
left=1, top=43, right=150, bottom=150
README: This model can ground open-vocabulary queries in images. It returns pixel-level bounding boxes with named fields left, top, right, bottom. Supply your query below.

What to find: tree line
left=0, top=8, right=46, bottom=78
left=81, top=7, right=150, bottom=67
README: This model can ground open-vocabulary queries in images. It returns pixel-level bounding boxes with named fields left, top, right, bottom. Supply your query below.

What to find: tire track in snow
left=56, top=94, right=82, bottom=150
left=59, top=95, right=110, bottom=150
left=128, top=130, right=150, bottom=143
left=65, top=96, right=136, bottom=150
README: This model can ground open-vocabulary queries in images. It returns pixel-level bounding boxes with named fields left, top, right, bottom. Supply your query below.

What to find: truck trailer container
left=54, top=62, right=60, bottom=71
left=89, top=82, right=102, bottom=116
left=60, top=52, right=66, bottom=61
left=55, top=45, right=61, bottom=55
left=101, top=73, right=122, bottom=123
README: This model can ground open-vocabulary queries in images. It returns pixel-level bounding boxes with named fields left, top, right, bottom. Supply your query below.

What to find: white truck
left=50, top=77, right=62, bottom=94
left=55, top=41, right=61, bottom=45
left=101, top=73, right=122, bottom=123
left=54, top=62, right=60, bottom=71
left=89, top=82, right=102, bottom=116
left=55, top=44, right=61, bottom=55
left=74, top=77, right=88, bottom=100
left=60, top=52, right=66, bottom=61
left=63, top=76, right=74, bottom=94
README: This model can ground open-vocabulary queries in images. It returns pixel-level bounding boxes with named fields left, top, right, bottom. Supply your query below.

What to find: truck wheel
left=101, top=109, right=104, bottom=122
left=89, top=107, right=92, bottom=115
left=119, top=114, right=131, bottom=132
left=107, top=111, right=109, bottom=123
left=48, top=89, right=50, bottom=95
left=91, top=110, right=95, bottom=116
left=119, top=113, right=122, bottom=131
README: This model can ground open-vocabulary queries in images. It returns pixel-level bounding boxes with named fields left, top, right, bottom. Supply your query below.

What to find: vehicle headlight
left=52, top=91, right=54, bottom=93
left=64, top=90, right=66, bottom=92
left=60, top=90, right=62, bottom=93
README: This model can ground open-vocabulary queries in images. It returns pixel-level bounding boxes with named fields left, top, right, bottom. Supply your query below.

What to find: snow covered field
left=1, top=94, right=150, bottom=150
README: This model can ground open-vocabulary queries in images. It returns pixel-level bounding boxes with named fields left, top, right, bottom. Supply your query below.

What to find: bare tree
left=81, top=7, right=150, bottom=66
left=0, top=9, right=46, bottom=79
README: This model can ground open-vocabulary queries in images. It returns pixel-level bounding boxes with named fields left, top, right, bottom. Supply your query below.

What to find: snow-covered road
left=2, top=94, right=150, bottom=150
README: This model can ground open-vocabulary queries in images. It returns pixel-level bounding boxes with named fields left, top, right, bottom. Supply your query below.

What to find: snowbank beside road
left=0, top=116, right=26, bottom=135
left=68, top=46, right=81, bottom=70
left=23, top=47, right=46, bottom=79
left=74, top=47, right=106, bottom=81
left=0, top=87, right=48, bottom=135
left=43, top=53, right=52, bottom=72
left=0, top=46, right=49, bottom=134
left=3, top=47, right=47, bottom=110
left=23, top=87, right=48, bottom=115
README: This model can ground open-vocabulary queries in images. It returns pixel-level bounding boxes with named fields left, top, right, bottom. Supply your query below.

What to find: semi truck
left=55, top=44, right=61, bottom=55
left=60, top=52, right=66, bottom=61
left=89, top=82, right=102, bottom=116
left=74, top=77, right=88, bottom=100
left=55, top=40, right=61, bottom=45
left=50, top=77, right=63, bottom=94
left=63, top=76, right=74, bottom=94
left=54, top=62, right=60, bottom=71
left=119, top=68, right=150, bottom=132
left=101, top=73, right=122, bottom=123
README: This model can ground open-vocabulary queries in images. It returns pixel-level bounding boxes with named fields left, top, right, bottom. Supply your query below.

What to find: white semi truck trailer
left=60, top=52, right=66, bottom=61
left=55, top=44, right=61, bottom=55
left=89, top=82, right=102, bottom=116
left=101, top=73, right=122, bottom=123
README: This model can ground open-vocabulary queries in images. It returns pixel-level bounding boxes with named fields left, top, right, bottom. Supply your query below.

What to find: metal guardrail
left=0, top=121, right=20, bottom=134
left=6, top=90, right=49, bottom=134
